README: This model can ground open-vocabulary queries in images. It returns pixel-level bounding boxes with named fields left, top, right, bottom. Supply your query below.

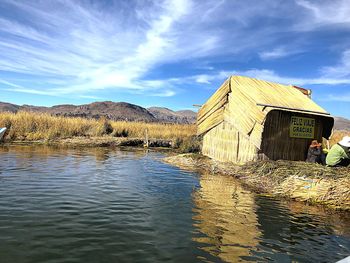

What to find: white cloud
left=0, top=0, right=350, bottom=101
left=295, top=0, right=350, bottom=27
left=259, top=47, right=302, bottom=60
left=185, top=68, right=350, bottom=88
left=322, top=93, right=350, bottom=102
left=0, top=79, right=24, bottom=89
left=321, top=49, right=350, bottom=78
left=78, top=95, right=104, bottom=100
left=151, top=90, right=176, bottom=97
left=195, top=75, right=212, bottom=84
left=194, top=71, right=229, bottom=84
left=5, top=87, right=59, bottom=96
left=0, top=0, right=194, bottom=97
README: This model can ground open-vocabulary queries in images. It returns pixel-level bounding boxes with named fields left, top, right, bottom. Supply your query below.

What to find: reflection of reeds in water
left=286, top=201, right=350, bottom=237
left=0, top=145, right=150, bottom=163
left=193, top=173, right=260, bottom=262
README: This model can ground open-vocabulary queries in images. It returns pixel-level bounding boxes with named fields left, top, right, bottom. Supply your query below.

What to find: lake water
left=0, top=146, right=349, bottom=263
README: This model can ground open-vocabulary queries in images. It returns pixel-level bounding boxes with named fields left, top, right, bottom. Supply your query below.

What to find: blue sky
left=0, top=0, right=350, bottom=118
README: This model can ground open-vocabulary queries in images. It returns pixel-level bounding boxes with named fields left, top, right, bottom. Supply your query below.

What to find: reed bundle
left=239, top=160, right=350, bottom=210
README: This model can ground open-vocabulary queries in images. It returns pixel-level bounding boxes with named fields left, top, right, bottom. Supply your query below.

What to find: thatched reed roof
left=197, top=76, right=334, bottom=146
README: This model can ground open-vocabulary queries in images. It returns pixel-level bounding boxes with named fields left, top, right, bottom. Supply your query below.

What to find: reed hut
left=197, top=76, right=334, bottom=163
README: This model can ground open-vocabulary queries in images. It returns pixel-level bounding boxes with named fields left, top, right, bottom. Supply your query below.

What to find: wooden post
left=144, top=128, right=149, bottom=148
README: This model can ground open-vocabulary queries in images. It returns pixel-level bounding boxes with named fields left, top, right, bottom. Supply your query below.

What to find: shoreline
left=163, top=153, right=350, bottom=211
left=2, top=137, right=173, bottom=148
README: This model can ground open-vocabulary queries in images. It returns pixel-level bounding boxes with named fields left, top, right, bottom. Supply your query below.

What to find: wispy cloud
left=295, top=0, right=350, bottom=29
left=321, top=49, right=350, bottom=78
left=0, top=0, right=194, bottom=97
left=0, top=0, right=349, bottom=102
left=259, top=47, right=302, bottom=60
left=78, top=95, right=104, bottom=100
left=322, top=93, right=350, bottom=102
left=186, top=67, right=350, bottom=89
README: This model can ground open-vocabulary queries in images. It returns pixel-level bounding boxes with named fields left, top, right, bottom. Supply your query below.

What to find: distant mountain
left=1, top=101, right=348, bottom=128
left=334, top=117, right=350, bottom=131
left=0, top=101, right=156, bottom=122
left=147, top=107, right=196, bottom=124
left=0, top=101, right=197, bottom=123
left=0, top=102, right=20, bottom=113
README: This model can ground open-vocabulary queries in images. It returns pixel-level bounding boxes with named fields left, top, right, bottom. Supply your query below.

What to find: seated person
left=326, top=136, right=350, bottom=167
left=306, top=140, right=325, bottom=165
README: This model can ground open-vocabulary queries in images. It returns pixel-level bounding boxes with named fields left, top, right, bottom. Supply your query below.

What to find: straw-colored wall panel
left=202, top=122, right=258, bottom=163
left=249, top=122, right=264, bottom=149
left=197, top=79, right=231, bottom=135
left=197, top=95, right=227, bottom=125
left=197, top=108, right=225, bottom=136
left=197, top=78, right=230, bottom=121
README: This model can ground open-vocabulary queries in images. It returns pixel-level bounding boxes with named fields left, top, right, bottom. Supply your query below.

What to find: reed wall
left=197, top=79, right=230, bottom=135
left=202, top=122, right=258, bottom=163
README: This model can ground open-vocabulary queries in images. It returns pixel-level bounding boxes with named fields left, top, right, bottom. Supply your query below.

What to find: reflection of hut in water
left=197, top=76, right=334, bottom=163
left=193, top=173, right=260, bottom=262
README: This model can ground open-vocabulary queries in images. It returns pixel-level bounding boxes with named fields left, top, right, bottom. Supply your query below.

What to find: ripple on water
left=191, top=172, right=350, bottom=262
left=0, top=146, right=350, bottom=263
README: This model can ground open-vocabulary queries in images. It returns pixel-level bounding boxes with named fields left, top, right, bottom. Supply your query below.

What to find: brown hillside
left=333, top=117, right=350, bottom=131
left=0, top=102, right=20, bottom=113
left=0, top=101, right=156, bottom=122
left=148, top=107, right=196, bottom=124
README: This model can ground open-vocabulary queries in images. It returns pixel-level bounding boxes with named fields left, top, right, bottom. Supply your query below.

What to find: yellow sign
left=290, top=116, right=315, bottom=138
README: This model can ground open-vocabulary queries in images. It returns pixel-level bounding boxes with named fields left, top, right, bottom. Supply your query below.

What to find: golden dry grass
left=239, top=160, right=350, bottom=210
left=0, top=111, right=196, bottom=141
left=329, top=130, right=350, bottom=146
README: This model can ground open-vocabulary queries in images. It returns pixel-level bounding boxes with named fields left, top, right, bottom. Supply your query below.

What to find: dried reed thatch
left=239, top=160, right=350, bottom=210
left=197, top=76, right=334, bottom=163
left=163, top=154, right=350, bottom=211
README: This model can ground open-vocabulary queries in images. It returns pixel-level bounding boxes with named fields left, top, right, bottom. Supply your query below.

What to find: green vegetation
left=174, top=136, right=202, bottom=153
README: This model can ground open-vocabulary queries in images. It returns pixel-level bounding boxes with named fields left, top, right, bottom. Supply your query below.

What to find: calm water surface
left=0, top=146, right=349, bottom=263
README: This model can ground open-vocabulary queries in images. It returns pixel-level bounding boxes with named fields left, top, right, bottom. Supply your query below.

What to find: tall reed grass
left=329, top=130, right=350, bottom=146
left=0, top=111, right=196, bottom=141
left=0, top=111, right=348, bottom=147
